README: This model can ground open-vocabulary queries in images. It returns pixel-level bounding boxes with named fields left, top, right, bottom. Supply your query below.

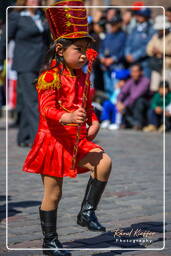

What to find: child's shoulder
left=36, top=67, right=61, bottom=91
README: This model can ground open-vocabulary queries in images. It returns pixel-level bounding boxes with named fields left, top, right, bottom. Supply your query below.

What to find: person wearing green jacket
left=143, top=80, right=171, bottom=132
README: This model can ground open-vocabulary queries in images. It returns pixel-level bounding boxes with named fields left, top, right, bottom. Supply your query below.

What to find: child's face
left=62, top=39, right=89, bottom=70
left=159, top=87, right=168, bottom=96
left=117, top=80, right=125, bottom=88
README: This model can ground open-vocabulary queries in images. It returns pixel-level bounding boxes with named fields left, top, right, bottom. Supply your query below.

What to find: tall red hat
left=45, top=0, right=93, bottom=41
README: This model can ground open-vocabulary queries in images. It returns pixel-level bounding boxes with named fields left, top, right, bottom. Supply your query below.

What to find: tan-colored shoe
left=143, top=125, right=157, bottom=132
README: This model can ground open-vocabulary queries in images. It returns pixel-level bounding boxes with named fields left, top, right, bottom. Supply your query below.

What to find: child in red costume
left=22, top=1, right=112, bottom=255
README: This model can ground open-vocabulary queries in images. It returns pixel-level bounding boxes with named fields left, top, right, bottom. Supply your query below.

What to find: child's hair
left=159, top=80, right=170, bottom=90
left=32, top=37, right=92, bottom=85
left=40, top=37, right=92, bottom=73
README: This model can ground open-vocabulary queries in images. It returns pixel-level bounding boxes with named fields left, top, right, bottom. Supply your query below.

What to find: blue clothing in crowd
left=99, top=30, right=126, bottom=71
left=99, top=30, right=127, bottom=96
left=125, top=22, right=155, bottom=78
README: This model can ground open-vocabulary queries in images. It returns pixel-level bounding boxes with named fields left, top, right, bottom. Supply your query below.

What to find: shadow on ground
left=0, top=195, right=41, bottom=222
left=64, top=221, right=164, bottom=254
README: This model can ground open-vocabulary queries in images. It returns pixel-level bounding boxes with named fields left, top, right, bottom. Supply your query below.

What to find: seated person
left=100, top=69, right=130, bottom=130
left=143, top=81, right=171, bottom=132
left=117, top=64, right=150, bottom=130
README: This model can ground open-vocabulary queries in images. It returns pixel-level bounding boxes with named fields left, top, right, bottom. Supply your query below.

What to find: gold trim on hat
left=55, top=31, right=95, bottom=42
left=66, top=21, right=88, bottom=27
left=54, top=0, right=84, bottom=5
left=64, top=8, right=85, bottom=11
left=66, top=13, right=87, bottom=20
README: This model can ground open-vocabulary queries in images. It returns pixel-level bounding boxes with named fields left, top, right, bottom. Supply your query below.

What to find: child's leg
left=78, top=148, right=112, bottom=182
left=40, top=175, right=63, bottom=211
left=148, top=109, right=160, bottom=127
left=77, top=148, right=112, bottom=232
left=39, top=175, right=71, bottom=255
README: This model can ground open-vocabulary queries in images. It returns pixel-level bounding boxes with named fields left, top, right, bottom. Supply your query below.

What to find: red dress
left=22, top=61, right=103, bottom=178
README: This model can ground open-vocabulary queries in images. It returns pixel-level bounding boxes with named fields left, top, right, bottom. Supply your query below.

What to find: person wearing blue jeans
left=101, top=100, right=117, bottom=123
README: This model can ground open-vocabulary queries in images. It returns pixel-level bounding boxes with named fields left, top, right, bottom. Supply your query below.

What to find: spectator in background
left=105, top=8, right=121, bottom=33
left=117, top=64, right=150, bottom=130
left=143, top=81, right=171, bottom=132
left=124, top=7, right=154, bottom=78
left=101, top=69, right=130, bottom=130
left=122, top=9, right=136, bottom=34
left=92, top=16, right=106, bottom=91
left=93, top=17, right=106, bottom=41
left=147, top=15, right=171, bottom=92
left=0, top=0, right=50, bottom=147
left=166, top=7, right=171, bottom=29
left=99, top=15, right=126, bottom=97
left=106, top=8, right=121, bottom=22
left=0, top=60, right=5, bottom=111
left=0, top=19, right=5, bottom=112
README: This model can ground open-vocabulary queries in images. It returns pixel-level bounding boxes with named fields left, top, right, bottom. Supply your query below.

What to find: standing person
left=92, top=17, right=106, bottom=92
left=122, top=9, right=136, bottom=34
left=124, top=7, right=154, bottom=78
left=22, top=1, right=112, bottom=255
left=99, top=15, right=126, bottom=97
left=0, top=0, right=50, bottom=147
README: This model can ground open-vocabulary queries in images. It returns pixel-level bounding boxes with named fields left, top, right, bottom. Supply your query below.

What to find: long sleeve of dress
left=39, top=89, right=66, bottom=122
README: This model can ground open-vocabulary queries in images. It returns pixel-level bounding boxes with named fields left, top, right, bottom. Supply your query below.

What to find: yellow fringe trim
left=36, top=71, right=61, bottom=90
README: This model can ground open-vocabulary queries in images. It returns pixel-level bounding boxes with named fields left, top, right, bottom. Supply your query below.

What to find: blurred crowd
left=0, top=0, right=171, bottom=147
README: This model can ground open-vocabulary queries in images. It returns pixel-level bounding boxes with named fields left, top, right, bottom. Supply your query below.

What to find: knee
left=103, top=153, right=112, bottom=171
left=49, top=189, right=62, bottom=204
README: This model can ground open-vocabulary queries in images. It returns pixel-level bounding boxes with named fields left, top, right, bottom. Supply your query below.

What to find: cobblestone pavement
left=0, top=118, right=171, bottom=256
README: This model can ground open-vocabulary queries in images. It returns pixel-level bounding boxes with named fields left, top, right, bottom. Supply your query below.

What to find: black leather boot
left=77, top=176, right=107, bottom=232
left=39, top=207, right=71, bottom=256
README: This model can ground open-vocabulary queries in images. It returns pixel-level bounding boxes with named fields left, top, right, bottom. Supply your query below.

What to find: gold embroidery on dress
left=36, top=72, right=61, bottom=90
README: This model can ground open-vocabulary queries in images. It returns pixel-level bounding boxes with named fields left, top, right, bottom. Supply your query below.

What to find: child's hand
left=60, top=107, right=86, bottom=124
left=87, top=121, right=100, bottom=141
left=117, top=101, right=125, bottom=113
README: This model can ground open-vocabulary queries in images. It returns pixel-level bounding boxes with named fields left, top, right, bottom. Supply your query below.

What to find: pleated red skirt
left=22, top=126, right=103, bottom=178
